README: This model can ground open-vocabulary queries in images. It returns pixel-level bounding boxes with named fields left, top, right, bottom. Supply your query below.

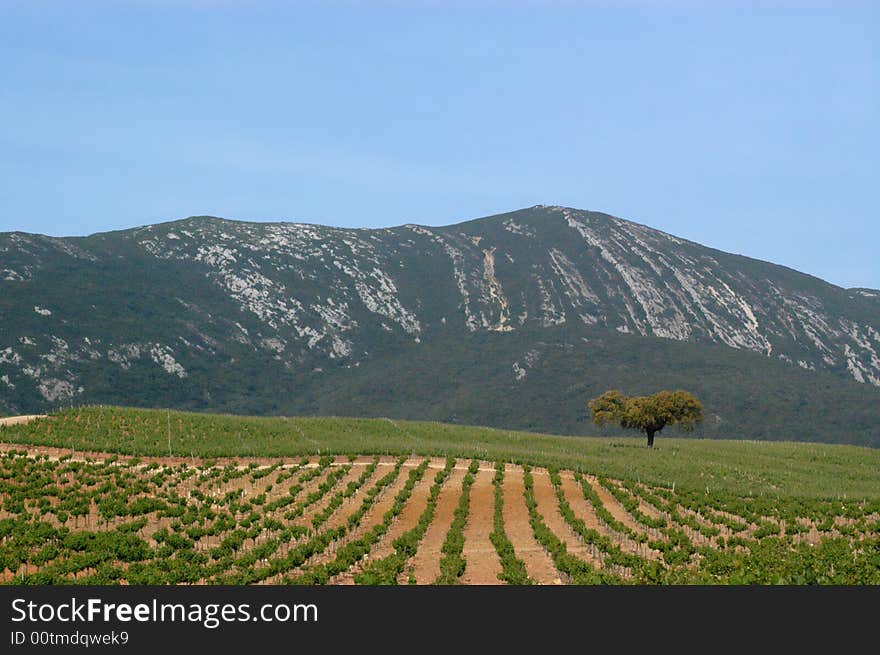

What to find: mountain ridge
left=10, top=206, right=872, bottom=295
left=1, top=205, right=878, bottom=445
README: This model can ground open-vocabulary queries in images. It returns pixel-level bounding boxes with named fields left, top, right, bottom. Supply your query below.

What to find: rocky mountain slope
left=1, top=205, right=878, bottom=445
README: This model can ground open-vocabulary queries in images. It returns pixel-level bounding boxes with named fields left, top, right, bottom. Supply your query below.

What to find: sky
left=1, top=1, right=877, bottom=289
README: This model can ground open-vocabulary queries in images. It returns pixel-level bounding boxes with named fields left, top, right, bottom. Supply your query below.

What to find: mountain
left=1, top=205, right=879, bottom=445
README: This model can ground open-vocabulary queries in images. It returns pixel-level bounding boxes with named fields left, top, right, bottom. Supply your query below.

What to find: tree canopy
left=588, top=390, right=703, bottom=447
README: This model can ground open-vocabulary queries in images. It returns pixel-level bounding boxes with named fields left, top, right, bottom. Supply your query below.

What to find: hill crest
left=1, top=205, right=878, bottom=445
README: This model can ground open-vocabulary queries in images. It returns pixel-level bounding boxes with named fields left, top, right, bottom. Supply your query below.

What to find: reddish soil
left=459, top=467, right=503, bottom=585
left=530, top=469, right=597, bottom=566
left=502, top=465, right=561, bottom=584
left=307, top=461, right=421, bottom=567
left=582, top=475, right=655, bottom=538
left=361, top=466, right=435, bottom=560
left=408, top=466, right=466, bottom=584
left=293, top=464, right=370, bottom=528
left=9, top=443, right=868, bottom=585
left=0, top=442, right=396, bottom=470
left=332, top=467, right=439, bottom=585
left=559, top=472, right=662, bottom=562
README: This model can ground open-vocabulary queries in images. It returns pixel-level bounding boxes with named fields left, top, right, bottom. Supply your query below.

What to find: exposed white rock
left=261, top=338, right=286, bottom=353
left=48, top=238, right=99, bottom=262
left=482, top=248, right=513, bottom=332
left=439, top=239, right=479, bottom=331
left=0, top=348, right=22, bottom=365
left=149, top=345, right=188, bottom=378
left=844, top=345, right=866, bottom=383
left=548, top=248, right=599, bottom=326
left=40, top=337, right=72, bottom=367
left=38, top=378, right=83, bottom=403
left=534, top=275, right=565, bottom=326
left=108, top=344, right=142, bottom=370
left=196, top=244, right=238, bottom=267
left=523, top=349, right=540, bottom=367
left=102, top=209, right=880, bottom=390
left=352, top=267, right=421, bottom=334
left=503, top=220, right=535, bottom=237
left=330, top=336, right=353, bottom=358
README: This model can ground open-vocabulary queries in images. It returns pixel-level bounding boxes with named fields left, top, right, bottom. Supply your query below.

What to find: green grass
left=2, top=406, right=879, bottom=499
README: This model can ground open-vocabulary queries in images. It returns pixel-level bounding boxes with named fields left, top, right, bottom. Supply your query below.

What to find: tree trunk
left=646, top=430, right=655, bottom=448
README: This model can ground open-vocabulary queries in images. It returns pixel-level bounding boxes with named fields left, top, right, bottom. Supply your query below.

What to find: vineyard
left=1, top=408, right=880, bottom=585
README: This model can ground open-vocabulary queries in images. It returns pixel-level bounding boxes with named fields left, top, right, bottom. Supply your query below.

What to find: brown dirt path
left=315, top=463, right=387, bottom=532
left=460, top=467, right=503, bottom=585
left=332, top=467, right=440, bottom=584
left=295, top=464, right=381, bottom=530
left=147, top=466, right=313, bottom=549
left=503, top=465, right=561, bottom=584
left=677, top=505, right=733, bottom=545
left=408, top=466, right=466, bottom=584
left=360, top=465, right=436, bottom=561
left=530, top=469, right=597, bottom=566
left=195, top=465, right=337, bottom=553
left=0, top=415, right=46, bottom=426
left=307, top=461, right=420, bottom=568
left=625, top=484, right=719, bottom=548
left=559, top=472, right=661, bottom=562
left=582, top=475, right=660, bottom=540
left=257, top=462, right=411, bottom=584
left=0, top=442, right=395, bottom=470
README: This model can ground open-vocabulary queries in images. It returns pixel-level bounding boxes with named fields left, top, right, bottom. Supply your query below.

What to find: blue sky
left=1, top=1, right=877, bottom=289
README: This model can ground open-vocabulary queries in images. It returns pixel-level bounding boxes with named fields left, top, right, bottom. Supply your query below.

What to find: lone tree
left=588, top=390, right=703, bottom=447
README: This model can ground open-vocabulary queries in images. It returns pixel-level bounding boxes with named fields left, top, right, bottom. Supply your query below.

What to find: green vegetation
left=3, top=406, right=880, bottom=498
left=219, top=457, right=407, bottom=585
left=435, top=460, right=479, bottom=584
left=2, top=444, right=879, bottom=585
left=548, top=469, right=651, bottom=575
left=589, top=390, right=703, bottom=447
left=289, top=459, right=430, bottom=585
left=490, top=462, right=531, bottom=584
left=521, top=465, right=618, bottom=585
left=2, top=207, right=880, bottom=448
left=354, top=457, right=456, bottom=585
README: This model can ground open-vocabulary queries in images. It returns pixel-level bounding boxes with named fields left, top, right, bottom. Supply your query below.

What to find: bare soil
left=582, top=475, right=656, bottom=538
left=333, top=468, right=440, bottom=584
left=0, top=415, right=47, bottom=426
left=459, top=467, right=503, bottom=585
left=530, top=468, right=597, bottom=566
left=502, top=465, right=561, bottom=584
left=408, top=466, right=466, bottom=584
left=559, top=472, right=662, bottom=562
left=308, top=461, right=421, bottom=568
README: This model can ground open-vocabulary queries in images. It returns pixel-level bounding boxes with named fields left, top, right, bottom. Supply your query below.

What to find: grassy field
left=3, top=406, right=879, bottom=585
left=1, top=406, right=879, bottom=499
